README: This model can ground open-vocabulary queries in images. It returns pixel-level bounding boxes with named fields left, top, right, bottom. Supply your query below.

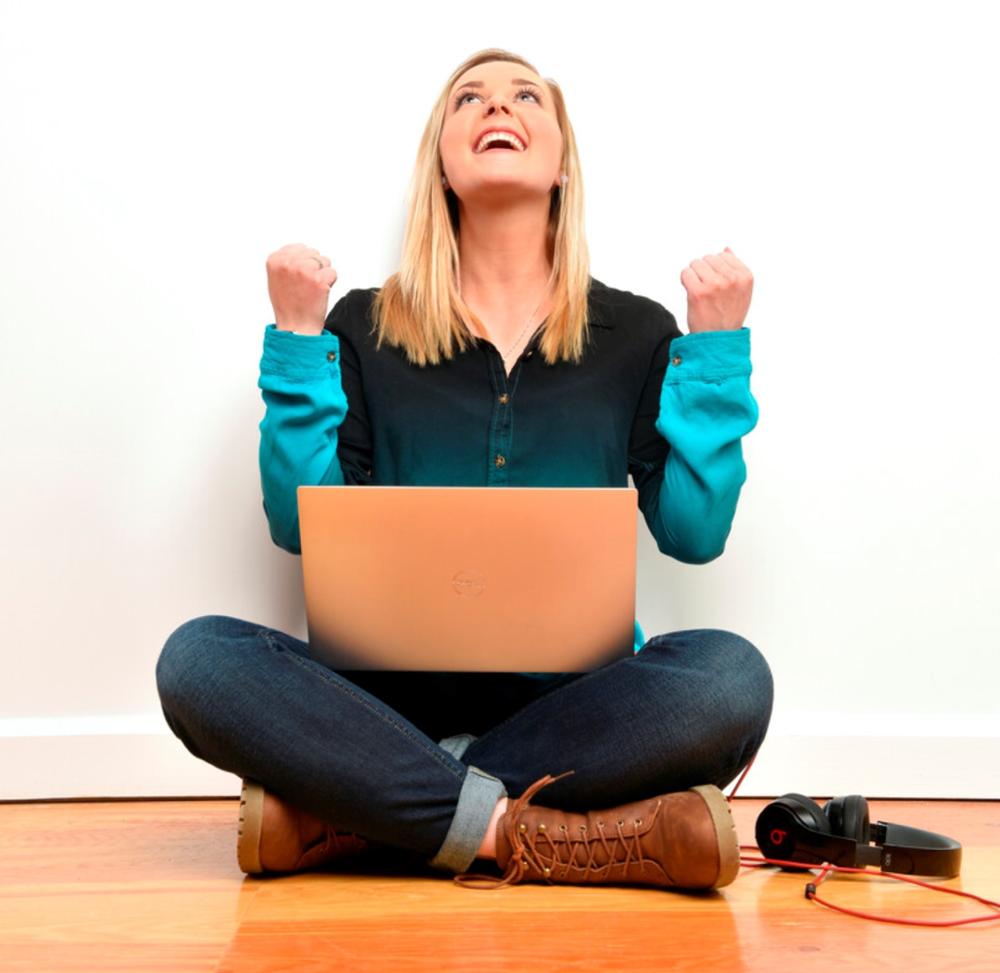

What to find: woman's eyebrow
left=452, top=77, right=541, bottom=95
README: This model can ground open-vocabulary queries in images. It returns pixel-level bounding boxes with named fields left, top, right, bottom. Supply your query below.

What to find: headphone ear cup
left=779, top=793, right=832, bottom=834
left=755, top=793, right=833, bottom=872
left=823, top=794, right=870, bottom=845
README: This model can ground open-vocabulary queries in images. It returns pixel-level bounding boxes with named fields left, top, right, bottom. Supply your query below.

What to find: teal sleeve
left=257, top=321, right=349, bottom=554
left=652, top=326, right=759, bottom=563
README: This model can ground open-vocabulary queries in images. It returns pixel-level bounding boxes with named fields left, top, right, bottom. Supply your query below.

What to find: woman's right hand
left=266, top=243, right=339, bottom=335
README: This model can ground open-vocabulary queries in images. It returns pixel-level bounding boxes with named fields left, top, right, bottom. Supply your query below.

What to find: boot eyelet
left=634, top=818, right=642, bottom=825
left=518, top=823, right=527, bottom=832
left=538, top=823, right=547, bottom=831
left=559, top=824, right=567, bottom=831
left=543, top=866, right=552, bottom=876
left=617, top=818, right=624, bottom=825
left=597, top=821, right=604, bottom=828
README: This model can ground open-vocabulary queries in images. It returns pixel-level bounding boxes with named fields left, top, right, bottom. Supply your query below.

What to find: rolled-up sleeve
left=628, top=304, right=759, bottom=564
left=256, top=294, right=354, bottom=554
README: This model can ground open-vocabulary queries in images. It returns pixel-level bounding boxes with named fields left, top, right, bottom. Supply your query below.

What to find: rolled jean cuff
left=437, top=732, right=477, bottom=760
left=427, top=764, right=507, bottom=874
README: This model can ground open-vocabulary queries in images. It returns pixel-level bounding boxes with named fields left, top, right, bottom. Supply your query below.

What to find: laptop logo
left=452, top=570, right=485, bottom=596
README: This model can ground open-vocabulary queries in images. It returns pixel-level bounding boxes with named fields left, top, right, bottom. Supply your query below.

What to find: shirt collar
left=587, top=277, right=615, bottom=329
left=471, top=277, right=615, bottom=352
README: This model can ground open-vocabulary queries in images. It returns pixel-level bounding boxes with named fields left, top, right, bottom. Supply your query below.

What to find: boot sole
left=690, top=784, right=741, bottom=889
left=237, top=778, right=265, bottom=875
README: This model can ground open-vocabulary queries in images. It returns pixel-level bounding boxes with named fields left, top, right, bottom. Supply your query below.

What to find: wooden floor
left=1, top=796, right=998, bottom=972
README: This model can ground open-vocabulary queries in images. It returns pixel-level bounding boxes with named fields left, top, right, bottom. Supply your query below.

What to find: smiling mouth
left=475, top=144, right=526, bottom=158
left=473, top=131, right=528, bottom=153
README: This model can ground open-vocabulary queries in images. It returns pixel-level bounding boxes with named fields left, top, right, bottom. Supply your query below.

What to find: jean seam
left=256, top=629, right=466, bottom=779
left=464, top=661, right=616, bottom=749
left=461, top=635, right=728, bottom=758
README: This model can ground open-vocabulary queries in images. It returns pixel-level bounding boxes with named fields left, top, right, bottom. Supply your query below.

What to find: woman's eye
left=455, top=87, right=540, bottom=109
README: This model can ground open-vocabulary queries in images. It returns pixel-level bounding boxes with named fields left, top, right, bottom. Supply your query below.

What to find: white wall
left=2, top=0, right=997, bottom=801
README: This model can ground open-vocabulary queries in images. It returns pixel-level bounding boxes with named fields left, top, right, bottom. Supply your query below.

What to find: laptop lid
left=297, top=485, right=638, bottom=672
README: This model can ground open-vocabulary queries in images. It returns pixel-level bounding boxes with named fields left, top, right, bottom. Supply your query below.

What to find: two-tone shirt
left=257, top=277, right=759, bottom=674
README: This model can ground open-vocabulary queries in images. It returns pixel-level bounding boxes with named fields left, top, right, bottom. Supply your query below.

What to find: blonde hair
left=368, top=48, right=594, bottom=368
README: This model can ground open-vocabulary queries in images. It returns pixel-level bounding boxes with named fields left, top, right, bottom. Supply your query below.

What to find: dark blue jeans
left=155, top=615, right=774, bottom=874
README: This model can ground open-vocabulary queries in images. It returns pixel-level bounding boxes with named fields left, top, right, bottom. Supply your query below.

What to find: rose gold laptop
left=297, top=485, right=638, bottom=672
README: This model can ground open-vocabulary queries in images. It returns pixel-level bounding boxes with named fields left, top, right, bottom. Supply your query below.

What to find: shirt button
left=671, top=355, right=682, bottom=366
left=525, top=350, right=533, bottom=358
left=495, top=454, right=506, bottom=468
left=327, top=350, right=337, bottom=362
left=499, top=393, right=509, bottom=404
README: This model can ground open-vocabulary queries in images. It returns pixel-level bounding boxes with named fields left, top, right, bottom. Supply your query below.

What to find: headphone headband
left=873, top=819, right=962, bottom=877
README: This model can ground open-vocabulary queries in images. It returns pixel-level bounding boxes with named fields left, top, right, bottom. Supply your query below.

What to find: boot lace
left=454, top=770, right=663, bottom=890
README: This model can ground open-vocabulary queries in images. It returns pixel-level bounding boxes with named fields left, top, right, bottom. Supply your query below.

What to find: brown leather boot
left=237, top=778, right=370, bottom=875
left=453, top=771, right=740, bottom=891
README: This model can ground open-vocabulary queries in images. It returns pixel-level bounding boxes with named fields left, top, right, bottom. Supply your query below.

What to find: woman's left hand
left=680, top=247, right=754, bottom=334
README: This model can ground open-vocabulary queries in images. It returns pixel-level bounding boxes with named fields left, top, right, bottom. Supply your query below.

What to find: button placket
left=485, top=344, right=513, bottom=485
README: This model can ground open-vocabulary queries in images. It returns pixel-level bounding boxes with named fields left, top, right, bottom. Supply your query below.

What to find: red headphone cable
left=722, top=756, right=1000, bottom=926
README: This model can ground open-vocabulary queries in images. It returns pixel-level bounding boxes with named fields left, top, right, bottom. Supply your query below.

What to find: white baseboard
left=0, top=715, right=241, bottom=800
left=1, top=712, right=997, bottom=801
left=742, top=711, right=1000, bottom=799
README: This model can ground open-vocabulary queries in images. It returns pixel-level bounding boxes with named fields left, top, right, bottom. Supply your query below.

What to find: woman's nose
left=484, top=95, right=513, bottom=114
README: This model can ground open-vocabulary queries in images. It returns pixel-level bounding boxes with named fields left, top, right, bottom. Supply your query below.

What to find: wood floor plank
left=1, top=797, right=997, bottom=973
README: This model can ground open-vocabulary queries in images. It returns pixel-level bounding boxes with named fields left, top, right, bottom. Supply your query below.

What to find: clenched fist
left=680, top=246, right=754, bottom=334
left=266, top=243, right=338, bottom=335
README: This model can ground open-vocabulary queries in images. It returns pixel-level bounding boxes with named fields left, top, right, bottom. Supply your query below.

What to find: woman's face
left=439, top=60, right=563, bottom=203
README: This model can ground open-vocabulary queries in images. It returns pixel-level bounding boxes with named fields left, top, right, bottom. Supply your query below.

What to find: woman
left=156, top=48, right=773, bottom=892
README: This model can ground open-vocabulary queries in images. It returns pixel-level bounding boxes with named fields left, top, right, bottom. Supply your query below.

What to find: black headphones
left=755, top=793, right=962, bottom=878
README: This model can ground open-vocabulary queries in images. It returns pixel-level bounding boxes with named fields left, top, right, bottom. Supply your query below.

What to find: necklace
left=467, top=285, right=550, bottom=362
